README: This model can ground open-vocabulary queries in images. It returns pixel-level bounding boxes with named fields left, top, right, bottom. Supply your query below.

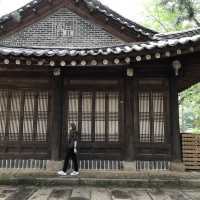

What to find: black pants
left=63, top=148, right=79, bottom=172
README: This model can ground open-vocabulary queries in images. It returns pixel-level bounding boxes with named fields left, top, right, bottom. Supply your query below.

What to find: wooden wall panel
left=182, top=134, right=200, bottom=170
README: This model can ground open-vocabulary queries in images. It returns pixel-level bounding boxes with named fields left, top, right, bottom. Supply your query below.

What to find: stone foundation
left=170, top=161, right=185, bottom=172
left=123, top=161, right=136, bottom=171
left=46, top=160, right=63, bottom=171
left=46, top=160, right=185, bottom=172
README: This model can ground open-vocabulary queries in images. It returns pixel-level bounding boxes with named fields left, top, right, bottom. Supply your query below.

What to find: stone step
left=0, top=170, right=200, bottom=189
left=0, top=176, right=200, bottom=189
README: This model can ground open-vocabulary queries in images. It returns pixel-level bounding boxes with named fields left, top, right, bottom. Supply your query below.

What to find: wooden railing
left=182, top=133, right=200, bottom=170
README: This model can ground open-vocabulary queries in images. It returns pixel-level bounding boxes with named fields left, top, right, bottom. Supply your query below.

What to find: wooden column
left=124, top=78, right=135, bottom=161
left=49, top=71, right=64, bottom=161
left=170, top=77, right=182, bottom=161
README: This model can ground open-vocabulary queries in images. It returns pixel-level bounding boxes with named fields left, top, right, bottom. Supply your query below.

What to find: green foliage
left=160, top=0, right=200, bottom=26
left=142, top=0, right=199, bottom=32
left=142, top=0, right=200, bottom=133
left=179, top=83, right=200, bottom=133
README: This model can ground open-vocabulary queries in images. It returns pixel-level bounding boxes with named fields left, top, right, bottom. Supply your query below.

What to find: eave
left=0, top=33, right=199, bottom=67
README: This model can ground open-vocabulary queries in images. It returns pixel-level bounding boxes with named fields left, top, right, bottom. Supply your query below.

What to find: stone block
left=46, top=160, right=63, bottom=172
left=123, top=161, right=136, bottom=171
left=170, top=161, right=185, bottom=172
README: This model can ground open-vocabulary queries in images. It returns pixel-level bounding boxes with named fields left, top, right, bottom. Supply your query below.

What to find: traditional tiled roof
left=0, top=0, right=200, bottom=67
left=0, top=33, right=199, bottom=57
left=154, top=27, right=200, bottom=40
left=0, top=32, right=199, bottom=67
left=0, top=0, right=157, bottom=39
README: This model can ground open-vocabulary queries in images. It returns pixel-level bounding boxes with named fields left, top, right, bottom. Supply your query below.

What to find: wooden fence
left=182, top=133, right=200, bottom=170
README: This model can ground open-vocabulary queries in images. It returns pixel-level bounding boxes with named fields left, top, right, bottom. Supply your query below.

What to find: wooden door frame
left=132, top=78, right=171, bottom=161
left=61, top=78, right=125, bottom=160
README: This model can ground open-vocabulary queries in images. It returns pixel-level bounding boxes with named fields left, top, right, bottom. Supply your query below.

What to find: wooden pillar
left=124, top=78, right=135, bottom=161
left=170, top=77, right=182, bottom=161
left=49, top=71, right=64, bottom=161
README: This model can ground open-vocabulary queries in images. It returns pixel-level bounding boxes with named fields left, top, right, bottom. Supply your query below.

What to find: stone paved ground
left=0, top=186, right=199, bottom=200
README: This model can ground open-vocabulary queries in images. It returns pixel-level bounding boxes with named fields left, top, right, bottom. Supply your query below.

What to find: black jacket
left=68, top=129, right=79, bottom=149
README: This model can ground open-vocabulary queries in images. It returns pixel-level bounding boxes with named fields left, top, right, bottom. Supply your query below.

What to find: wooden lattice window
left=139, top=91, right=166, bottom=143
left=65, top=90, right=120, bottom=143
left=0, top=89, right=49, bottom=143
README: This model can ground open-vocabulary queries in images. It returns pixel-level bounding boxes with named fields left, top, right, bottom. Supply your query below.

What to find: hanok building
left=0, top=0, right=199, bottom=170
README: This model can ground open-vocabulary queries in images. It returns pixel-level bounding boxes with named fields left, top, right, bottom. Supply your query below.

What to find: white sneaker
left=57, top=170, right=67, bottom=176
left=70, top=171, right=79, bottom=176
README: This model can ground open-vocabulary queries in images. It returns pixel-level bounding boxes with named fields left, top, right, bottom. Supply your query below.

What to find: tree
left=143, top=0, right=200, bottom=133
left=142, top=0, right=200, bottom=32
left=160, top=0, right=200, bottom=27
left=179, top=83, right=200, bottom=133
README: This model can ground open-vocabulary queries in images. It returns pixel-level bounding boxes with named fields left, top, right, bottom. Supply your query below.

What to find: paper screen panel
left=95, top=92, right=106, bottom=142
left=0, top=90, right=8, bottom=141
left=22, top=92, right=34, bottom=142
left=139, top=93, right=151, bottom=142
left=36, top=92, right=48, bottom=142
left=108, top=92, right=119, bottom=142
left=8, top=91, right=21, bottom=141
left=81, top=92, right=92, bottom=141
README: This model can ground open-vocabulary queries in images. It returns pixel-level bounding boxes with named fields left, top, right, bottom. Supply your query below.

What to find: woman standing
left=57, top=123, right=79, bottom=176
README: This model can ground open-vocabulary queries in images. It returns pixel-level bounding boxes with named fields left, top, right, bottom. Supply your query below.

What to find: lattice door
left=138, top=91, right=166, bottom=143
left=64, top=90, right=120, bottom=143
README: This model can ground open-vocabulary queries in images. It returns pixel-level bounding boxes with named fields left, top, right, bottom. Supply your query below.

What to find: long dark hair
left=70, top=123, right=77, bottom=131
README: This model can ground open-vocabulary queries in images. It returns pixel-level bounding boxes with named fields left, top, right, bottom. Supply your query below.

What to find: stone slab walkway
left=0, top=186, right=199, bottom=200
